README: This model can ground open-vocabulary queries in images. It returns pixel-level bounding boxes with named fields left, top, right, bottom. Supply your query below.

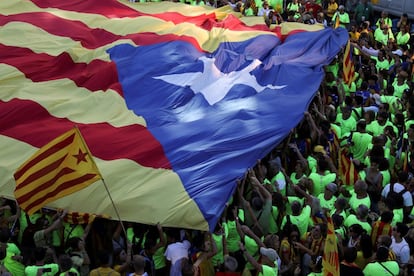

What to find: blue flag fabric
left=108, top=26, right=348, bottom=230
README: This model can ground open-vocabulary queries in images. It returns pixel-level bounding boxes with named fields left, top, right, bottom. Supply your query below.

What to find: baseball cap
left=260, top=247, right=278, bottom=262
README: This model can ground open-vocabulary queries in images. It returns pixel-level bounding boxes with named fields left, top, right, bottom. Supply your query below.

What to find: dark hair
left=376, top=246, right=389, bottom=262
left=343, top=247, right=357, bottom=263
left=398, top=171, right=409, bottom=183
left=66, top=237, right=82, bottom=251
left=395, top=222, right=409, bottom=237
left=97, top=250, right=111, bottom=265
left=0, top=245, right=6, bottom=261
left=360, top=233, right=373, bottom=259
left=349, top=224, right=364, bottom=236
left=380, top=211, right=394, bottom=223
left=34, top=247, right=47, bottom=262
left=0, top=227, right=10, bottom=243
left=59, top=254, right=73, bottom=272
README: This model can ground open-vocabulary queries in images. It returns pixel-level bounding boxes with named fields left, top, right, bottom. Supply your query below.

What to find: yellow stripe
left=2, top=135, right=208, bottom=230
left=0, top=64, right=146, bottom=127
left=0, top=22, right=112, bottom=63
left=1, top=1, right=270, bottom=53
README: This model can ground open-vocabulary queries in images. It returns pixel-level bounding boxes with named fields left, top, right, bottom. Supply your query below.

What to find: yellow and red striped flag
left=14, top=127, right=102, bottom=215
left=334, top=13, right=340, bottom=29
left=322, top=215, right=339, bottom=276
left=343, top=40, right=355, bottom=86
left=63, top=211, right=110, bottom=225
left=0, top=0, right=348, bottom=231
left=338, top=149, right=359, bottom=186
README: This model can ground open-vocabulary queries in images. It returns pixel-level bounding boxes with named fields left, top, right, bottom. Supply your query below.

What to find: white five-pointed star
left=154, top=56, right=286, bottom=105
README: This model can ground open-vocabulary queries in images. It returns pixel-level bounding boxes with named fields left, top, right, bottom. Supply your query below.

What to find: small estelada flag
left=14, top=127, right=102, bottom=215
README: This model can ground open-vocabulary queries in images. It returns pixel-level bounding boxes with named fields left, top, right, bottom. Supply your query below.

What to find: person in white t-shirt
left=164, top=229, right=191, bottom=276
left=381, top=172, right=413, bottom=222
left=390, top=222, right=410, bottom=270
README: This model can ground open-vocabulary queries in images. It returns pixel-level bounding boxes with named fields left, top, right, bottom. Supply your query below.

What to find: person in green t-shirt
left=348, top=120, right=373, bottom=162
left=24, top=247, right=59, bottom=276
left=363, top=246, right=399, bottom=275
left=317, top=183, right=337, bottom=212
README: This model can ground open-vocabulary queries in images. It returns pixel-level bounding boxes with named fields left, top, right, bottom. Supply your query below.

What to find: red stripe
left=0, top=13, right=122, bottom=49
left=29, top=0, right=264, bottom=31
left=0, top=14, right=259, bottom=53
left=14, top=134, right=75, bottom=180
left=21, top=172, right=98, bottom=212
left=0, top=14, right=203, bottom=50
left=0, top=99, right=172, bottom=169
left=16, top=166, right=75, bottom=204
left=0, top=44, right=122, bottom=95
left=31, top=0, right=144, bottom=18
left=15, top=154, right=68, bottom=188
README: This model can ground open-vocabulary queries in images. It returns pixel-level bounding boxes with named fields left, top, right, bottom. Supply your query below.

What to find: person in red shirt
left=304, top=0, right=322, bottom=19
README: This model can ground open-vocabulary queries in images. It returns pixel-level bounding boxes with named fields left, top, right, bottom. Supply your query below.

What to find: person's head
left=356, top=204, right=369, bottom=220
left=268, top=157, right=282, bottom=175
left=97, top=250, right=112, bottom=267
left=380, top=210, right=394, bottom=224
left=0, top=227, right=10, bottom=243
left=0, top=245, right=5, bottom=262
left=291, top=201, right=302, bottom=215
left=359, top=233, right=373, bottom=258
left=332, top=214, right=344, bottom=229
left=66, top=237, right=83, bottom=252
left=343, top=246, right=358, bottom=263
left=264, top=234, right=280, bottom=251
left=311, top=224, right=326, bottom=239
left=393, top=222, right=409, bottom=239
left=132, top=255, right=146, bottom=274
left=334, top=197, right=347, bottom=211
left=398, top=171, right=409, bottom=184
left=377, top=234, right=392, bottom=248
left=349, top=224, right=364, bottom=238
left=354, top=180, right=368, bottom=195
left=113, top=247, right=127, bottom=264
left=224, top=255, right=238, bottom=272
left=33, top=247, right=47, bottom=262
left=58, top=254, right=73, bottom=273
left=282, top=223, right=299, bottom=242
left=356, top=119, right=366, bottom=132
left=341, top=106, right=352, bottom=119
left=324, top=183, right=337, bottom=198
left=260, top=247, right=278, bottom=265
left=251, top=196, right=263, bottom=211
left=376, top=246, right=389, bottom=262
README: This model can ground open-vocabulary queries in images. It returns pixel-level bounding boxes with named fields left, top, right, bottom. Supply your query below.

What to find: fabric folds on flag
left=14, top=128, right=102, bottom=215
left=343, top=39, right=355, bottom=86
left=0, top=0, right=348, bottom=231
left=322, top=215, right=339, bottom=276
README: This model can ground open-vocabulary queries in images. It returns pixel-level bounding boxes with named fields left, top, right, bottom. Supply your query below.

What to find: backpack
left=385, top=183, right=406, bottom=210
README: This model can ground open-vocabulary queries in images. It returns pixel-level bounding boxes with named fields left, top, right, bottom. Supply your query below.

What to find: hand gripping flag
left=14, top=128, right=102, bottom=215
left=0, top=0, right=348, bottom=231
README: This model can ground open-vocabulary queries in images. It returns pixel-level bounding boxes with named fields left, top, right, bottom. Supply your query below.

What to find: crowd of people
left=2, top=0, right=414, bottom=275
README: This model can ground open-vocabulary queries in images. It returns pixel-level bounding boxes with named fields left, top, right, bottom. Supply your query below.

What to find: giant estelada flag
left=0, top=0, right=348, bottom=231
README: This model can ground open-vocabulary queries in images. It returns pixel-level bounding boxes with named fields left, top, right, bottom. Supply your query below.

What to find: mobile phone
left=43, top=268, right=52, bottom=272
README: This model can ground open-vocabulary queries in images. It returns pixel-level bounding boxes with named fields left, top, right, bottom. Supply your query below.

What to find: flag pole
left=74, top=126, right=128, bottom=239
